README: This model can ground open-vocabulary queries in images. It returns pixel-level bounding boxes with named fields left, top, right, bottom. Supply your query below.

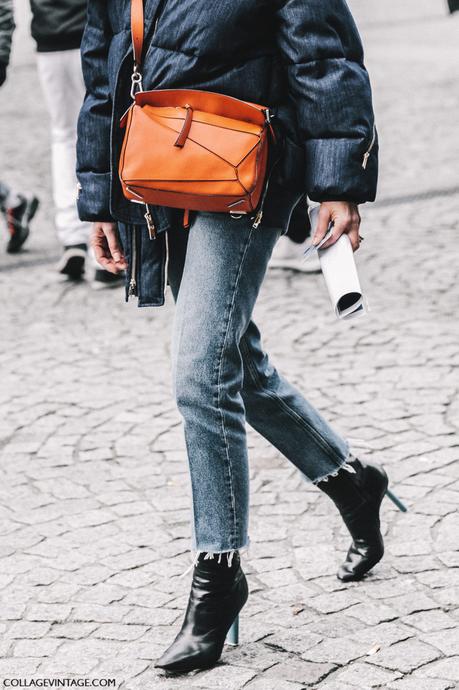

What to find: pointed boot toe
left=155, top=552, right=248, bottom=674
left=337, top=539, right=384, bottom=582
left=155, top=640, right=206, bottom=673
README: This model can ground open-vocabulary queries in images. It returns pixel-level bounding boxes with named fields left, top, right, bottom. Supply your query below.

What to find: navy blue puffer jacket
left=76, top=0, right=378, bottom=234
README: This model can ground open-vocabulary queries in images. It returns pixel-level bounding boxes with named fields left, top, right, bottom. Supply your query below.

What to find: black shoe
left=155, top=552, right=248, bottom=674
left=318, top=457, right=388, bottom=582
left=92, top=267, right=125, bottom=289
left=6, top=194, right=39, bottom=254
left=56, top=244, right=87, bottom=281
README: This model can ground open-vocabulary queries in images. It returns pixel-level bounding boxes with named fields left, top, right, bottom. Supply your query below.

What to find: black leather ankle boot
left=318, top=457, right=389, bottom=582
left=155, top=551, right=248, bottom=673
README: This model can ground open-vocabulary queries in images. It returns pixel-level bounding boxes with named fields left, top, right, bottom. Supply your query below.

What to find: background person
left=0, top=0, right=38, bottom=254
left=30, top=0, right=122, bottom=286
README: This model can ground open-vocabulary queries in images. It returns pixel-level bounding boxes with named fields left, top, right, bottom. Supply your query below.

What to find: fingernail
left=114, top=253, right=120, bottom=262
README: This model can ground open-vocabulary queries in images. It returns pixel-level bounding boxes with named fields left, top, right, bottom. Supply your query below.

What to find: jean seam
left=215, top=226, right=256, bottom=549
left=240, top=335, right=346, bottom=467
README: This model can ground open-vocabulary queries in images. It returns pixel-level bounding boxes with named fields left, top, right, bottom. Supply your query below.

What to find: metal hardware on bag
left=144, top=204, right=157, bottom=239
left=230, top=213, right=244, bottom=220
left=126, top=185, right=144, bottom=200
left=252, top=210, right=263, bottom=229
left=130, top=68, right=143, bottom=99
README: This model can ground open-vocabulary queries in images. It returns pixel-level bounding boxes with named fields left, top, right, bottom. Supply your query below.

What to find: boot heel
left=386, top=489, right=408, bottom=513
left=226, top=615, right=239, bottom=646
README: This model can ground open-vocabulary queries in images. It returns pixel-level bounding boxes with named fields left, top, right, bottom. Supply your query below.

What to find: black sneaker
left=56, top=244, right=87, bottom=280
left=6, top=194, right=40, bottom=254
left=92, top=267, right=125, bottom=290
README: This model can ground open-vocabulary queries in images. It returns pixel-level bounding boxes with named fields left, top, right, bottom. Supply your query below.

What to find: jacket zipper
left=128, top=226, right=138, bottom=296
left=252, top=114, right=280, bottom=229
left=362, top=124, right=376, bottom=170
left=253, top=164, right=275, bottom=229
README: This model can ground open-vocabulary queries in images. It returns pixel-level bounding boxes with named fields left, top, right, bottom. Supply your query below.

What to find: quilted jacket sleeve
left=76, top=0, right=113, bottom=221
left=0, top=0, right=15, bottom=67
left=276, top=0, right=378, bottom=203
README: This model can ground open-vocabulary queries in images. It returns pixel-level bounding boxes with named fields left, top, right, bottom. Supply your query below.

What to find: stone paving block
left=420, top=630, right=459, bottom=657
left=75, top=583, right=127, bottom=605
left=95, top=657, right=151, bottom=681
left=0, top=658, right=41, bottom=675
left=430, top=587, right=459, bottom=608
left=305, top=614, right=367, bottom=640
left=384, top=592, right=439, bottom=616
left=38, top=655, right=100, bottom=675
left=264, top=629, right=323, bottom=655
left=225, top=643, right=283, bottom=672
left=309, top=591, right=361, bottom=615
left=394, top=555, right=442, bottom=573
left=121, top=606, right=181, bottom=626
left=187, top=664, right=257, bottom=689
left=91, top=623, right=149, bottom=641
left=366, top=638, right=441, bottom=673
left=12, top=638, right=62, bottom=657
left=350, top=622, right=414, bottom=647
left=335, top=662, right=402, bottom=687
left=421, top=657, right=459, bottom=682
left=69, top=604, right=131, bottom=624
left=264, top=659, right=336, bottom=685
left=5, top=621, right=51, bottom=639
left=346, top=602, right=399, bottom=626
left=25, top=603, right=72, bottom=622
left=257, top=568, right=303, bottom=589
left=301, top=637, right=368, bottom=666
left=49, top=622, right=99, bottom=639
left=0, top=602, right=27, bottom=620
left=402, top=610, right=457, bottom=632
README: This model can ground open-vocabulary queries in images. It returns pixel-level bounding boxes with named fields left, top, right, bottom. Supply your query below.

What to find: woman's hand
left=91, top=222, right=127, bottom=273
left=313, top=201, right=362, bottom=252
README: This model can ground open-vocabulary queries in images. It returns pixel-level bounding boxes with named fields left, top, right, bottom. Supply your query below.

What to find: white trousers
left=37, top=49, right=91, bottom=247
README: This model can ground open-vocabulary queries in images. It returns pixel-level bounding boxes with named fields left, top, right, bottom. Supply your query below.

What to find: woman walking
left=77, top=0, right=393, bottom=674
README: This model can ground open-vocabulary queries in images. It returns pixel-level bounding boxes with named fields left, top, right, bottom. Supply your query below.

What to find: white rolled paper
left=308, top=204, right=366, bottom=320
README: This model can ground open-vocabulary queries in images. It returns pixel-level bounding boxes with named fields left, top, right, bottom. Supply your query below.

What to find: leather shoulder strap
left=131, top=0, right=144, bottom=68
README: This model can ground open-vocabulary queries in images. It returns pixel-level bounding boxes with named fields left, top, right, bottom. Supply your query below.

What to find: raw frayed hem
left=180, top=541, right=250, bottom=577
left=311, top=454, right=356, bottom=486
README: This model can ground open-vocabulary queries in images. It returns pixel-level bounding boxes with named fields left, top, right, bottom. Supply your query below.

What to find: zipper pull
left=144, top=205, right=157, bottom=239
left=252, top=210, right=263, bottom=229
left=128, top=278, right=137, bottom=296
left=362, top=124, right=376, bottom=169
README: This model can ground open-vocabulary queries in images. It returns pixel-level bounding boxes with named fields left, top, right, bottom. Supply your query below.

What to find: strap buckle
left=130, top=67, right=143, bottom=100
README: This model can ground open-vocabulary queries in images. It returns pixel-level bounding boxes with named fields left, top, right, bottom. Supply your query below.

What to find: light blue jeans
left=167, top=212, right=350, bottom=555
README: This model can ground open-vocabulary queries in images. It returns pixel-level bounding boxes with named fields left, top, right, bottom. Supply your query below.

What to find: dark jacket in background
left=30, top=0, right=86, bottom=52
left=0, top=0, right=14, bottom=67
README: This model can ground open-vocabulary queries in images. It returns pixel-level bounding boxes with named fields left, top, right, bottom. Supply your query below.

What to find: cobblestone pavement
left=1, top=2, right=458, bottom=689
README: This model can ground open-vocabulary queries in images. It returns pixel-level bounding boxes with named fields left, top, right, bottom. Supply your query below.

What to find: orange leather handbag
left=119, top=0, right=274, bottom=238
